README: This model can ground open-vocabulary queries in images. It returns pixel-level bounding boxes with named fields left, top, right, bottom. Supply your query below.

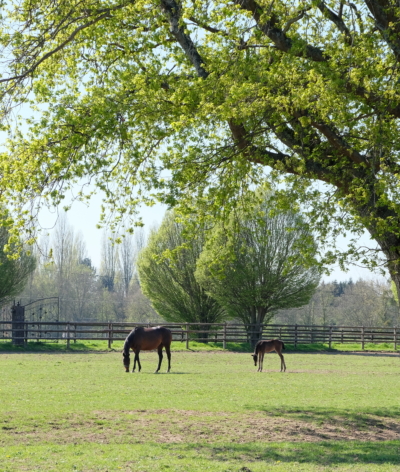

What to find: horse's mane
left=253, top=340, right=262, bottom=355
left=123, top=329, right=137, bottom=356
left=123, top=336, right=130, bottom=356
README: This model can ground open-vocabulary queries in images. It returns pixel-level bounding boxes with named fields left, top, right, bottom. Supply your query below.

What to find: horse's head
left=252, top=354, right=257, bottom=366
left=123, top=352, right=130, bottom=372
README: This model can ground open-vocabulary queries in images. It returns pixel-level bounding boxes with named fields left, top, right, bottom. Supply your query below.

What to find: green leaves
left=0, top=0, right=399, bottom=287
left=137, top=211, right=227, bottom=324
left=195, top=188, right=321, bottom=327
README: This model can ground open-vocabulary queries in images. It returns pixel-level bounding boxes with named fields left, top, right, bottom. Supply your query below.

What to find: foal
left=252, top=339, right=286, bottom=372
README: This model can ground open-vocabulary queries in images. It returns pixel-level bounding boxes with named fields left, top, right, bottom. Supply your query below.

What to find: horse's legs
left=155, top=345, right=163, bottom=373
left=133, top=351, right=141, bottom=372
left=132, top=352, right=136, bottom=372
left=165, top=344, right=171, bottom=372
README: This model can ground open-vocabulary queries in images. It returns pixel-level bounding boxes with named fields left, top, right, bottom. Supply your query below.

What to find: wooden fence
left=0, top=321, right=399, bottom=349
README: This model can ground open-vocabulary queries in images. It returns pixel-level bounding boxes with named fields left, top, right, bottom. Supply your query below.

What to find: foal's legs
left=258, top=352, right=264, bottom=372
left=155, top=345, right=163, bottom=373
left=277, top=349, right=286, bottom=372
left=165, top=344, right=171, bottom=373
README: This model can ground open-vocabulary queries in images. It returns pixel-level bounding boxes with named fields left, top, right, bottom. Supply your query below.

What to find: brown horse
left=123, top=326, right=172, bottom=373
left=252, top=339, right=286, bottom=372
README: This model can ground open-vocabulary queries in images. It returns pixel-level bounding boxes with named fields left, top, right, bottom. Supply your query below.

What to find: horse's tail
left=281, top=341, right=285, bottom=350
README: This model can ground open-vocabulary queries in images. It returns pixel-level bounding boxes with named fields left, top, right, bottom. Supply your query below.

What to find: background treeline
left=275, top=279, right=399, bottom=327
left=12, top=216, right=400, bottom=328
left=16, top=216, right=162, bottom=324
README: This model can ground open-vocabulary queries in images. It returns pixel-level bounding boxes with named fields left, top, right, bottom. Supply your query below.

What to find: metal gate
left=0, top=297, right=60, bottom=344
left=23, top=297, right=60, bottom=342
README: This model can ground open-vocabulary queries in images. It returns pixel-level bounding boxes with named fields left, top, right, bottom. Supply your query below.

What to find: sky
left=36, top=189, right=385, bottom=284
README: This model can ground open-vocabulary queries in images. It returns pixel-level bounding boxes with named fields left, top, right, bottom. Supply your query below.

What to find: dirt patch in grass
left=1, top=409, right=400, bottom=445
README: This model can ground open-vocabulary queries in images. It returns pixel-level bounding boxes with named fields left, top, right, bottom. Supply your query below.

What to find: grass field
left=1, top=348, right=400, bottom=471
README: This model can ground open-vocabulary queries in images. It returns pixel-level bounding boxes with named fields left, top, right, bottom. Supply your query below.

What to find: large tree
left=2, top=1, right=400, bottom=295
left=0, top=226, right=36, bottom=303
left=137, top=212, right=226, bottom=333
left=195, top=191, right=320, bottom=345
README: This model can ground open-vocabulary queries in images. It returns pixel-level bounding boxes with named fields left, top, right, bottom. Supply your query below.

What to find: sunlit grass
left=1, top=351, right=400, bottom=470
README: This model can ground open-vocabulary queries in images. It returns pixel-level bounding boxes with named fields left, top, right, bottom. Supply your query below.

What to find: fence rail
left=0, top=321, right=399, bottom=349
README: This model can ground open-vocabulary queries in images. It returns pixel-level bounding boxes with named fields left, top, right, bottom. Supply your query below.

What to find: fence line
left=0, top=321, right=399, bottom=349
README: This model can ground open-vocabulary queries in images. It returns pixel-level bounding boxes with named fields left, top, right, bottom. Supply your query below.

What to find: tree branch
left=316, top=1, right=352, bottom=40
left=160, top=0, right=208, bottom=79
left=188, top=17, right=229, bottom=37
left=364, top=0, right=400, bottom=60
left=308, top=118, right=372, bottom=168
left=0, top=8, right=121, bottom=85
left=233, top=0, right=328, bottom=62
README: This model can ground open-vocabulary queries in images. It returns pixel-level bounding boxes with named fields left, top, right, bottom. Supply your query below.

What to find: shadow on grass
left=171, top=441, right=400, bottom=465
left=244, top=405, right=400, bottom=424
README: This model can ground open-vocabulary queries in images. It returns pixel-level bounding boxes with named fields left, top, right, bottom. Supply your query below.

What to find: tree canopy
left=195, top=191, right=320, bottom=344
left=1, top=1, right=400, bottom=294
left=137, top=211, right=226, bottom=327
left=0, top=226, right=36, bottom=303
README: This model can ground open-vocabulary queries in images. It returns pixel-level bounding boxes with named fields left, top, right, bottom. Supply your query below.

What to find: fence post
left=11, top=303, right=25, bottom=346
left=394, top=327, right=397, bottom=351
left=186, top=323, right=189, bottom=349
left=108, top=322, right=113, bottom=349
left=66, top=322, right=70, bottom=349
left=328, top=326, right=333, bottom=349
left=223, top=322, right=227, bottom=350
left=361, top=326, right=365, bottom=350
left=74, top=324, right=77, bottom=343
left=294, top=324, right=298, bottom=347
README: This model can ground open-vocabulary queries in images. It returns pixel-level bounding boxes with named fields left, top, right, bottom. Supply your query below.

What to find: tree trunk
left=375, top=235, right=400, bottom=309
left=192, top=324, right=210, bottom=343
left=246, top=306, right=268, bottom=348
left=249, top=322, right=263, bottom=348
left=347, top=189, right=400, bottom=313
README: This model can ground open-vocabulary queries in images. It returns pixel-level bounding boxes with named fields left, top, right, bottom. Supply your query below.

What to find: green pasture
left=0, top=350, right=399, bottom=471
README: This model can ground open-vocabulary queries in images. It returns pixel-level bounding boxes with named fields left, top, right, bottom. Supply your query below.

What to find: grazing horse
left=123, top=326, right=172, bottom=373
left=252, top=339, right=286, bottom=372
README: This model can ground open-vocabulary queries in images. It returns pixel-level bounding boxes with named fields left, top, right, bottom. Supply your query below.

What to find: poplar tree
left=137, top=212, right=226, bottom=334
left=195, top=191, right=320, bottom=345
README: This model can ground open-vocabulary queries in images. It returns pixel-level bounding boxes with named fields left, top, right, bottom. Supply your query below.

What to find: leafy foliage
left=1, top=1, right=400, bottom=292
left=137, top=211, right=226, bottom=326
left=195, top=190, right=320, bottom=342
left=0, top=226, right=35, bottom=303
